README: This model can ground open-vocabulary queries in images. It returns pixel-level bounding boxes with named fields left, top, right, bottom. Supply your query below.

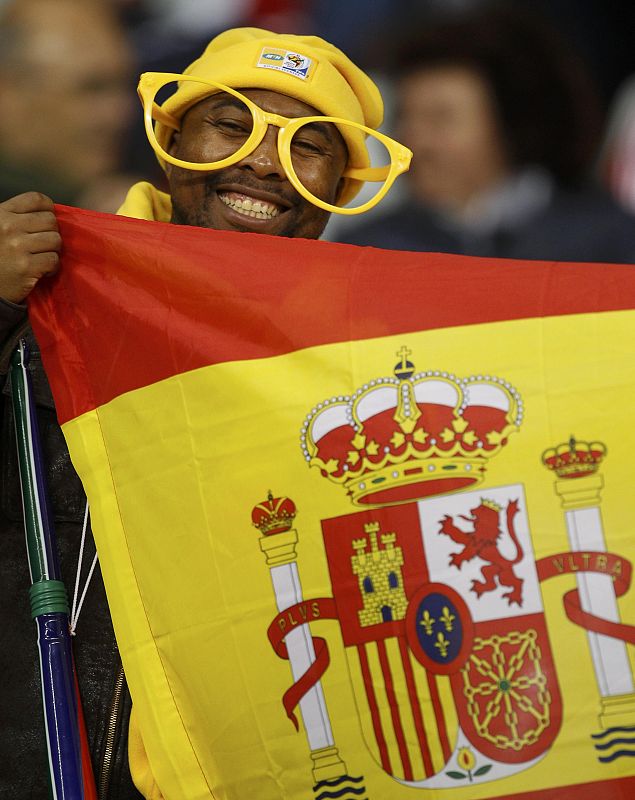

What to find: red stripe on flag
left=398, top=636, right=434, bottom=777
left=29, top=206, right=635, bottom=423
left=376, top=638, right=414, bottom=781
left=357, top=644, right=392, bottom=775
left=427, top=670, right=451, bottom=763
left=489, top=775, right=635, bottom=800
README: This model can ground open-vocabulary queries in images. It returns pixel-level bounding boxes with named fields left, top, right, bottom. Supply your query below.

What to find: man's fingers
left=0, top=193, right=60, bottom=303
left=21, top=210, right=59, bottom=234
left=0, top=251, right=60, bottom=302
left=30, top=251, right=60, bottom=277
left=1, top=191, right=55, bottom=214
left=27, top=230, right=62, bottom=255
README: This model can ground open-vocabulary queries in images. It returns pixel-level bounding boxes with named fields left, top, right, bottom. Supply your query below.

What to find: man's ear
left=335, top=176, right=346, bottom=203
left=164, top=132, right=180, bottom=179
left=168, top=131, right=180, bottom=155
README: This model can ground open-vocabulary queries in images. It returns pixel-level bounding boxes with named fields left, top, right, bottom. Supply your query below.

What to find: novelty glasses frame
left=138, top=72, right=412, bottom=215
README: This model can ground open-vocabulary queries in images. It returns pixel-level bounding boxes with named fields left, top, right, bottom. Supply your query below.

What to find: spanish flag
left=29, top=205, right=635, bottom=800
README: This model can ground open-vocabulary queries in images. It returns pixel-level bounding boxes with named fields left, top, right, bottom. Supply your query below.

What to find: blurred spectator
left=0, top=0, right=140, bottom=211
left=308, top=0, right=635, bottom=115
left=339, top=3, right=635, bottom=263
left=601, top=76, right=635, bottom=215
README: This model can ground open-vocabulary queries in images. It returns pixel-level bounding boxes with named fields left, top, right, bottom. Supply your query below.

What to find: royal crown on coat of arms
left=300, top=347, right=523, bottom=506
left=541, top=436, right=607, bottom=479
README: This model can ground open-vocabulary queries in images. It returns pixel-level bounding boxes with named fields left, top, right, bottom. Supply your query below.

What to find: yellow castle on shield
left=352, top=523, right=407, bottom=627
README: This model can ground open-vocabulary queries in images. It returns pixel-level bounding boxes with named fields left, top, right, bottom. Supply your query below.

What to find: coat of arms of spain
left=251, top=347, right=635, bottom=798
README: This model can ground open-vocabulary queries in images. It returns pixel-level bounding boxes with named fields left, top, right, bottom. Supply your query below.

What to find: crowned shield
left=253, top=350, right=574, bottom=793
left=292, top=350, right=564, bottom=786
left=321, top=484, right=562, bottom=785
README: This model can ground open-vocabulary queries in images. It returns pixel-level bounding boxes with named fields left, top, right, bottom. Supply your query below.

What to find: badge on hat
left=256, top=47, right=313, bottom=80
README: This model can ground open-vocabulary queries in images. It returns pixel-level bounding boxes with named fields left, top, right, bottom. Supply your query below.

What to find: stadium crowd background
left=1, top=0, right=634, bottom=256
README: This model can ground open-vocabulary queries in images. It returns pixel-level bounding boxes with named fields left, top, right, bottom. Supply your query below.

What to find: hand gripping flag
left=29, top=205, right=635, bottom=800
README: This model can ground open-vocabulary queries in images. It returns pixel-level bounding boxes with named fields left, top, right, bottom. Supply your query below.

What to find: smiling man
left=0, top=27, right=410, bottom=799
left=114, top=27, right=409, bottom=242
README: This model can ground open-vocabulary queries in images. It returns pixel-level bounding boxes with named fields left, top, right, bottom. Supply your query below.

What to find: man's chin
left=215, top=199, right=293, bottom=236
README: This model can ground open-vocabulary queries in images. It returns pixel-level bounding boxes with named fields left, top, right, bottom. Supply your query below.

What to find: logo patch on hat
left=257, top=47, right=313, bottom=80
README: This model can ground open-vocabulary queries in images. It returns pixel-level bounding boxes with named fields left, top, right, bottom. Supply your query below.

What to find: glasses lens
left=156, top=81, right=255, bottom=165
left=290, top=121, right=392, bottom=206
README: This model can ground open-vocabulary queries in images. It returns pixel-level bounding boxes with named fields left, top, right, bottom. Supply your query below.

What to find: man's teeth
left=219, top=193, right=281, bottom=219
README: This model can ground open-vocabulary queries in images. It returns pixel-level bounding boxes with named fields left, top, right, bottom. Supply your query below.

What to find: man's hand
left=0, top=193, right=62, bottom=304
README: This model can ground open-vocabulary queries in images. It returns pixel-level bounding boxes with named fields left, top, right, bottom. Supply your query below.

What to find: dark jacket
left=0, top=299, right=141, bottom=799
left=338, top=188, right=635, bottom=264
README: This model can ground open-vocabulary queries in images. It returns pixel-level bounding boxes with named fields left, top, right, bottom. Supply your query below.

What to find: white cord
left=69, top=501, right=98, bottom=636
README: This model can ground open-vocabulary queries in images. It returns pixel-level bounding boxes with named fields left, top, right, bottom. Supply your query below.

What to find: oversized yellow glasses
left=138, top=72, right=412, bottom=215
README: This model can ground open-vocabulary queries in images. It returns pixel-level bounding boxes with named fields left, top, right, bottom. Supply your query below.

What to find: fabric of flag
left=29, top=204, right=635, bottom=800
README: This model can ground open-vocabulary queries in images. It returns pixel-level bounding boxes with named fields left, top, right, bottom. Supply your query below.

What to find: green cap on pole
left=29, top=580, right=70, bottom=619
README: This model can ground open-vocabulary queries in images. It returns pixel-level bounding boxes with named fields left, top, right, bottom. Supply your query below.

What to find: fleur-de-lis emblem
left=440, top=606, right=455, bottom=632
left=419, top=609, right=435, bottom=635
left=434, top=631, right=450, bottom=658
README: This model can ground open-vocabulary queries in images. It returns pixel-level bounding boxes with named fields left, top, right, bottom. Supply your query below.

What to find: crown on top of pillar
left=252, top=491, right=297, bottom=535
left=541, top=436, right=607, bottom=479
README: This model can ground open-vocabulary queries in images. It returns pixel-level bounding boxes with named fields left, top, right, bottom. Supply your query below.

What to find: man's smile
left=205, top=180, right=298, bottom=231
left=218, top=190, right=282, bottom=219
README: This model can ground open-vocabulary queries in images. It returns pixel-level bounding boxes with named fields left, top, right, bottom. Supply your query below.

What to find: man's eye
left=207, top=117, right=252, bottom=135
left=291, top=138, right=325, bottom=155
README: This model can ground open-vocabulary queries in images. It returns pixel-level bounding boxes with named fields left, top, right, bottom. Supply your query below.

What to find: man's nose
left=238, top=126, right=285, bottom=179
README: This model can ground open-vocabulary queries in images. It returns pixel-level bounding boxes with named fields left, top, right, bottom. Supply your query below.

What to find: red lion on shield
left=439, top=498, right=524, bottom=606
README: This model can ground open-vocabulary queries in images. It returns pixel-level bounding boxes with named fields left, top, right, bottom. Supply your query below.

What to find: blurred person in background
left=601, top=75, right=635, bottom=216
left=0, top=0, right=139, bottom=212
left=340, top=2, right=635, bottom=263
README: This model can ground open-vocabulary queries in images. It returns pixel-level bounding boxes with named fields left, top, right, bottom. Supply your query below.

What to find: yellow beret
left=154, top=27, right=384, bottom=205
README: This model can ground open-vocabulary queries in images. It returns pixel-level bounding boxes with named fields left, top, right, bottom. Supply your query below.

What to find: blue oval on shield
left=406, top=582, right=473, bottom=675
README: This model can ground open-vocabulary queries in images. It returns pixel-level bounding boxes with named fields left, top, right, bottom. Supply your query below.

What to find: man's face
left=166, top=88, right=348, bottom=239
